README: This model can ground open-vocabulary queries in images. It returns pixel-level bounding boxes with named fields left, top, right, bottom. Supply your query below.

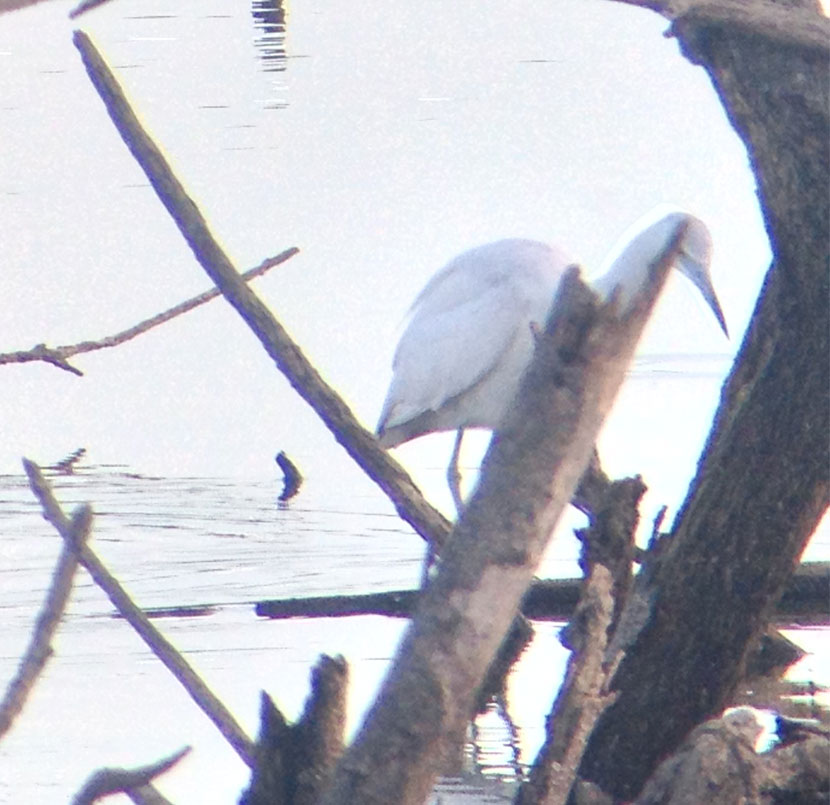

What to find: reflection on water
left=470, top=698, right=523, bottom=779
left=252, top=0, right=287, bottom=72
left=251, top=0, right=288, bottom=110
left=0, top=466, right=826, bottom=803
left=0, top=466, right=563, bottom=802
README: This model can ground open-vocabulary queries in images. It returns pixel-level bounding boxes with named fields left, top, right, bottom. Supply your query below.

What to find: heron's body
left=376, top=238, right=574, bottom=448
left=375, top=209, right=728, bottom=509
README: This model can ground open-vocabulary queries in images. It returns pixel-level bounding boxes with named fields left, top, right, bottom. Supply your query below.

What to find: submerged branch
left=255, top=565, right=829, bottom=624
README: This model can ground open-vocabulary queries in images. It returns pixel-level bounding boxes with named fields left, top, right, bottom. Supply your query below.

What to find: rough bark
left=578, top=4, right=830, bottom=799
left=319, top=227, right=693, bottom=804
left=240, top=655, right=347, bottom=805
left=515, top=565, right=618, bottom=805
left=632, top=709, right=829, bottom=805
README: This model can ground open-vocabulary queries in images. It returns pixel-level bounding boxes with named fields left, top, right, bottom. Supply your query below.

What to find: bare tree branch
left=515, top=565, right=618, bottom=805
left=70, top=746, right=190, bottom=805
left=0, top=248, right=298, bottom=376
left=0, top=0, right=51, bottom=15
left=69, top=0, right=117, bottom=19
left=23, top=459, right=256, bottom=769
left=320, top=224, right=693, bottom=804
left=0, top=504, right=89, bottom=740
left=71, top=29, right=452, bottom=549
left=610, top=0, right=829, bottom=53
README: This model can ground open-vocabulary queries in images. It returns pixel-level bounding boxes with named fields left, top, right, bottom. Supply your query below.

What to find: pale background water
left=0, top=0, right=827, bottom=802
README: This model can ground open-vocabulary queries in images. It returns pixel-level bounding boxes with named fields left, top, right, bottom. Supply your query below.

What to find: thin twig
left=23, top=459, right=256, bottom=768
left=0, top=248, right=299, bottom=376
left=71, top=30, right=451, bottom=549
left=70, top=746, right=190, bottom=805
left=0, top=504, right=90, bottom=740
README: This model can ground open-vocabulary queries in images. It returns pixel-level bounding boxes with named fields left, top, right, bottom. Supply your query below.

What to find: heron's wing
left=377, top=279, right=527, bottom=433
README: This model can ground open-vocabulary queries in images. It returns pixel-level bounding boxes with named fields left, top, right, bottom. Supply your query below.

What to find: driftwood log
left=254, top=561, right=828, bottom=624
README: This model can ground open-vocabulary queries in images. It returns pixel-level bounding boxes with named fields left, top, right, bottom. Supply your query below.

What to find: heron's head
left=673, top=214, right=729, bottom=338
left=593, top=206, right=730, bottom=338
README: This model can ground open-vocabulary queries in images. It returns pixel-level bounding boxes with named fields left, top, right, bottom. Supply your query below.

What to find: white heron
left=376, top=208, right=728, bottom=512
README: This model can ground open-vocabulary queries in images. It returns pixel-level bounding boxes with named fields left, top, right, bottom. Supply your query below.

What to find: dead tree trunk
left=579, top=3, right=829, bottom=799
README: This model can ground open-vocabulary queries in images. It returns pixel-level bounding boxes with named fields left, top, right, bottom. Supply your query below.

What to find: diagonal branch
left=579, top=2, right=829, bottom=798
left=0, top=503, right=90, bottom=740
left=71, top=29, right=451, bottom=548
left=23, top=459, right=256, bottom=769
left=320, top=224, right=692, bottom=804
left=0, top=248, right=298, bottom=376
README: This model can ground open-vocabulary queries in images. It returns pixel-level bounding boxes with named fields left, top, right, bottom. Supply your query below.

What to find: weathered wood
left=574, top=476, right=646, bottom=627
left=240, top=655, right=347, bottom=805
left=578, top=3, right=830, bottom=798
left=515, top=565, right=617, bottom=805
left=631, top=710, right=829, bottom=805
left=320, top=222, right=693, bottom=804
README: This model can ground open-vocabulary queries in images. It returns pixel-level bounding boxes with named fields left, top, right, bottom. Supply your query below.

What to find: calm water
left=1, top=0, right=827, bottom=802
left=0, top=466, right=826, bottom=804
left=0, top=466, right=568, bottom=803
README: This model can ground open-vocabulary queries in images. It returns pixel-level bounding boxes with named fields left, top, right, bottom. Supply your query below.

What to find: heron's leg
left=418, top=540, right=435, bottom=589
left=448, top=428, right=465, bottom=516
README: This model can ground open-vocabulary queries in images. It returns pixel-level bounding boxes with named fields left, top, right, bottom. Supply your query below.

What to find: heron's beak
left=677, top=251, right=729, bottom=338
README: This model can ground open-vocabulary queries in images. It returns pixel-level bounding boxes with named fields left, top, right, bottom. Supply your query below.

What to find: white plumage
left=377, top=238, right=575, bottom=448
left=376, top=208, right=728, bottom=507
